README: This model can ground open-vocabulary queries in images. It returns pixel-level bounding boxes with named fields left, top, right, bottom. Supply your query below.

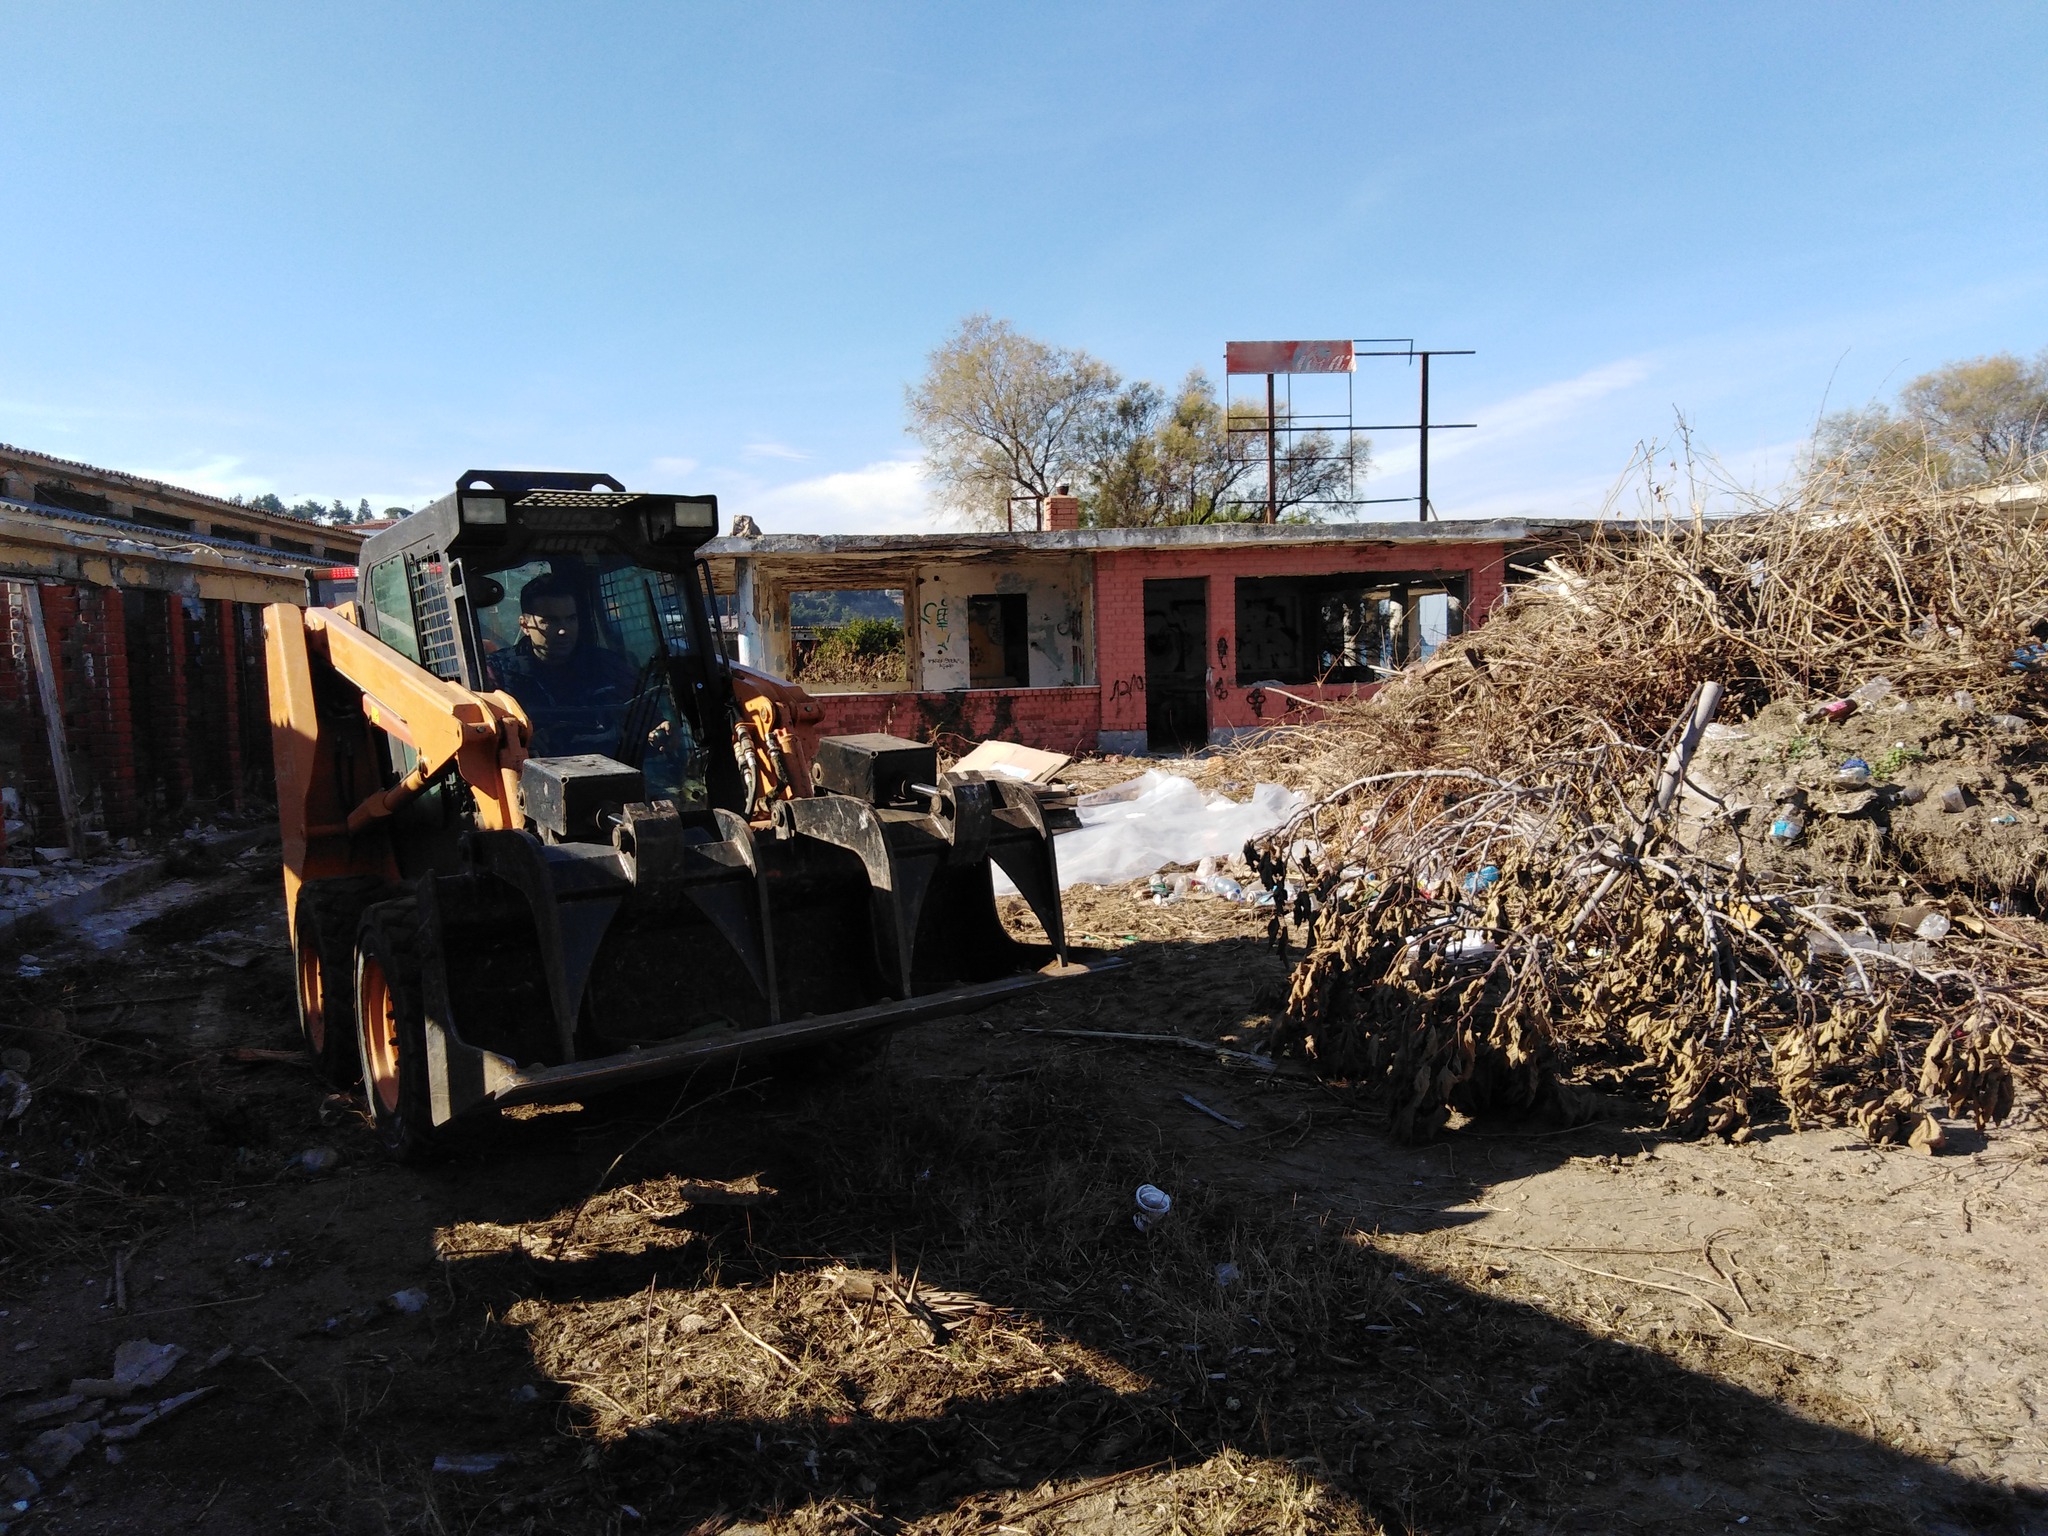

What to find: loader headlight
left=673, top=499, right=716, bottom=531
left=462, top=496, right=507, bottom=526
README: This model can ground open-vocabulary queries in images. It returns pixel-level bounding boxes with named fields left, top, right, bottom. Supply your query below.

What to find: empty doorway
left=1142, top=577, right=1208, bottom=752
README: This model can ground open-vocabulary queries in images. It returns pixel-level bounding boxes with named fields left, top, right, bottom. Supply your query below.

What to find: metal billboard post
left=1224, top=339, right=1473, bottom=520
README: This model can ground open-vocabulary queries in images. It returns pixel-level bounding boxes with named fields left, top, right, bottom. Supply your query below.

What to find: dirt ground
left=2, top=830, right=2046, bottom=1535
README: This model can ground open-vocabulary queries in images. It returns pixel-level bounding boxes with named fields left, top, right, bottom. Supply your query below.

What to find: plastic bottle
left=1848, top=677, right=1894, bottom=707
left=1769, top=806, right=1806, bottom=845
left=1835, top=758, right=1871, bottom=787
left=1133, top=1184, right=1173, bottom=1232
left=1209, top=875, right=1244, bottom=901
left=1462, top=864, right=1502, bottom=894
left=1915, top=911, right=1951, bottom=941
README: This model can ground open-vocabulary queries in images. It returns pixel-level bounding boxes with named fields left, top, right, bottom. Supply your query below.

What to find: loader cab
left=354, top=470, right=745, bottom=843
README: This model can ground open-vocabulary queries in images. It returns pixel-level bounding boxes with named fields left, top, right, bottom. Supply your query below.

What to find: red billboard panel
left=1225, top=339, right=1355, bottom=375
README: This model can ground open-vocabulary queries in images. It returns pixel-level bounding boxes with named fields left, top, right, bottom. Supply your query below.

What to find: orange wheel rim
left=361, top=956, right=401, bottom=1115
left=297, top=944, right=325, bottom=1051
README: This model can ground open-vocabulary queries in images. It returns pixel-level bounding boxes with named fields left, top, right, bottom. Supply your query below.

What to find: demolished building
left=0, top=444, right=365, bottom=850
left=702, top=491, right=1603, bottom=755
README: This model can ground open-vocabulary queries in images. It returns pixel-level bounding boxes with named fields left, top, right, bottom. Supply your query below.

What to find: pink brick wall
left=810, top=686, right=1101, bottom=756
left=1, top=580, right=274, bottom=840
left=1094, top=539, right=1512, bottom=740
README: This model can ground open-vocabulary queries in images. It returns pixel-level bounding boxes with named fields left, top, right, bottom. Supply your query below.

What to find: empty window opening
left=967, top=594, right=1029, bottom=687
left=1235, top=575, right=1463, bottom=685
left=129, top=509, right=197, bottom=534
left=33, top=483, right=110, bottom=518
left=269, top=534, right=314, bottom=555
left=789, top=588, right=906, bottom=687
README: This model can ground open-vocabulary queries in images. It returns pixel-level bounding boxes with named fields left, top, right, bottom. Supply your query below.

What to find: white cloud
left=733, top=458, right=934, bottom=535
left=742, top=440, right=809, bottom=462
left=121, top=453, right=276, bottom=501
left=1372, top=357, right=1655, bottom=478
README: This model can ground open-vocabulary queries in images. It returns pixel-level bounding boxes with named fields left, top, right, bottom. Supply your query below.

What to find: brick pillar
left=166, top=595, right=193, bottom=807
left=1045, top=488, right=1081, bottom=531
left=80, top=588, right=138, bottom=835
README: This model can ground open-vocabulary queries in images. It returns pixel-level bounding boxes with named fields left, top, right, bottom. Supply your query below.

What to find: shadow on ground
left=5, top=871, right=2042, bottom=1535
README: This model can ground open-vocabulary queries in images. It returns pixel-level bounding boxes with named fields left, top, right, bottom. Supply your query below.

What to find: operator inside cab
left=473, top=559, right=705, bottom=801
left=489, top=573, right=640, bottom=744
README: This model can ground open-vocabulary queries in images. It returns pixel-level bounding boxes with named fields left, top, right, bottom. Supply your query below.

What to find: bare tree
left=1812, top=350, right=2048, bottom=488
left=905, top=314, right=1121, bottom=529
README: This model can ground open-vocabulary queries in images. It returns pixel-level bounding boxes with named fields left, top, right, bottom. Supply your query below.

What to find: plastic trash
left=1462, top=864, right=1502, bottom=894
left=291, top=1147, right=341, bottom=1177
left=0, top=1071, right=30, bottom=1123
left=1193, top=855, right=1218, bottom=887
left=1214, top=1262, right=1242, bottom=1289
left=1002, top=771, right=1304, bottom=893
left=388, top=1288, right=431, bottom=1315
left=433, top=1453, right=508, bottom=1475
left=1953, top=689, right=1978, bottom=714
left=1835, top=758, right=1871, bottom=787
left=1810, top=931, right=1935, bottom=966
left=1893, top=785, right=1927, bottom=806
left=1133, top=1184, right=1173, bottom=1233
left=1992, top=812, right=2020, bottom=826
left=1769, top=807, right=1806, bottom=844
left=1153, top=873, right=1190, bottom=906
left=1208, top=875, right=1244, bottom=901
left=1938, top=786, right=1968, bottom=814
left=1988, top=714, right=2029, bottom=733
left=1915, top=912, right=1951, bottom=941
left=1847, top=677, right=1894, bottom=707
left=1446, top=934, right=1499, bottom=967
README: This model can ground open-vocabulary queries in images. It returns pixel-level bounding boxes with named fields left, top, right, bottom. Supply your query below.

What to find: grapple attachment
left=415, top=734, right=1101, bottom=1123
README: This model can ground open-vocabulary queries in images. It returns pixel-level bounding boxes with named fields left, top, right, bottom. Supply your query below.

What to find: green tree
left=1813, top=350, right=2048, bottom=486
left=905, top=314, right=1122, bottom=529
left=1081, top=371, right=1367, bottom=526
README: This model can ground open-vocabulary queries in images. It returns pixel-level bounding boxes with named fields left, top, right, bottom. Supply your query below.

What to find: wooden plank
left=14, top=583, right=85, bottom=858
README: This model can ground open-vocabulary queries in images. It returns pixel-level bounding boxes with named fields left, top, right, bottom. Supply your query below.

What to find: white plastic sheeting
left=995, top=771, right=1306, bottom=893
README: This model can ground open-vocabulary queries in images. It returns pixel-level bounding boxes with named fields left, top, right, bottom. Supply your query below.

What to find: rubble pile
left=1242, top=476, right=2048, bottom=1144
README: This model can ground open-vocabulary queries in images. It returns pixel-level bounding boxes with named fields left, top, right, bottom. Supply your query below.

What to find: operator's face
left=520, top=596, right=581, bottom=663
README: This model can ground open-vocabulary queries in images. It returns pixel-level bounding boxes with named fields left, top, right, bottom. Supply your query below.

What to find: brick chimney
left=1044, top=483, right=1080, bottom=531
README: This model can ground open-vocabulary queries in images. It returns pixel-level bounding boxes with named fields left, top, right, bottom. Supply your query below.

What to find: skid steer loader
left=267, top=469, right=1115, bottom=1158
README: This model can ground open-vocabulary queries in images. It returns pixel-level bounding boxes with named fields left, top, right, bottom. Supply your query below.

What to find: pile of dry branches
left=1243, top=468, right=2048, bottom=1143
left=1232, top=462, right=2048, bottom=794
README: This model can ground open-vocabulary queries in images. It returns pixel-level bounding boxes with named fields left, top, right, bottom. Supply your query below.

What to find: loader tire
left=293, top=877, right=386, bottom=1087
left=353, top=897, right=441, bottom=1163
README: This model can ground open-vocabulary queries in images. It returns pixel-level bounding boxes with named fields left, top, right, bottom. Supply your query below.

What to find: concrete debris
left=68, top=1339, right=184, bottom=1399
left=100, top=1386, right=216, bottom=1442
left=21, top=1420, right=98, bottom=1478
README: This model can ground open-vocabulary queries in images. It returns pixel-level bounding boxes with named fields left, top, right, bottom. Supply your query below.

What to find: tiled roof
left=0, top=495, right=330, bottom=569
left=0, top=441, right=366, bottom=545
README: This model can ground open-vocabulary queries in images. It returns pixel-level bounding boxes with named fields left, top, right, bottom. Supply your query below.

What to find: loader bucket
left=412, top=766, right=1117, bottom=1125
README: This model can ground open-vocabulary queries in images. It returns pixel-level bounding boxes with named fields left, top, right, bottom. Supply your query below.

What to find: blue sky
left=3, top=3, right=2044, bottom=531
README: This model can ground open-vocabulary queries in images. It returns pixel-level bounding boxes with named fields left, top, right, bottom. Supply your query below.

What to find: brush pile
left=1242, top=469, right=2048, bottom=1144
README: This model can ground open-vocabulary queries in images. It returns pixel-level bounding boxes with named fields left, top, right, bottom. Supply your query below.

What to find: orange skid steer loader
left=267, top=470, right=1114, bottom=1158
